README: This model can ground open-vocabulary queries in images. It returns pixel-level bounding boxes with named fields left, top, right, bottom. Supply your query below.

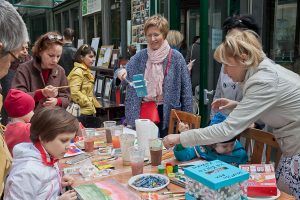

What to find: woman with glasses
left=1, top=42, right=32, bottom=125
left=11, top=32, right=70, bottom=110
left=0, top=0, right=29, bottom=197
left=67, top=44, right=101, bottom=128
left=163, top=29, right=300, bottom=198
left=117, top=15, right=192, bottom=138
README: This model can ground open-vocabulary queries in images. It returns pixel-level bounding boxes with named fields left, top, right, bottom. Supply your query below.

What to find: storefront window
left=96, top=12, right=102, bottom=47
left=187, top=8, right=200, bottom=47
left=271, top=0, right=297, bottom=71
left=71, top=8, right=79, bottom=47
left=111, top=7, right=121, bottom=47
left=86, top=15, right=95, bottom=44
left=63, top=11, right=69, bottom=28
left=55, top=14, right=62, bottom=33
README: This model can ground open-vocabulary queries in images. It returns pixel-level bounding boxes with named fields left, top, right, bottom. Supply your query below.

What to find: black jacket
left=58, top=43, right=77, bottom=76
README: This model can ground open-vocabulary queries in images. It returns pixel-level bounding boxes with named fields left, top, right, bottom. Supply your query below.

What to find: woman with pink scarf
left=117, top=15, right=193, bottom=138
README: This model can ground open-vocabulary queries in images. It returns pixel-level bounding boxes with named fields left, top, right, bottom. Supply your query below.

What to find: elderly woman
left=11, top=32, right=70, bottom=110
left=1, top=42, right=32, bottom=125
left=0, top=0, right=29, bottom=196
left=117, top=15, right=192, bottom=138
left=163, top=29, right=300, bottom=198
left=166, top=30, right=184, bottom=51
left=67, top=44, right=101, bottom=128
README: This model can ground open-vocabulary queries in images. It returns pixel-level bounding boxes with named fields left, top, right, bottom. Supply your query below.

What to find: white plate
left=128, top=173, right=170, bottom=192
left=247, top=189, right=281, bottom=200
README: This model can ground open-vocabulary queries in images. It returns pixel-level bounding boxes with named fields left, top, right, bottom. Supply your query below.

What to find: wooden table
left=60, top=150, right=295, bottom=200
left=60, top=150, right=184, bottom=199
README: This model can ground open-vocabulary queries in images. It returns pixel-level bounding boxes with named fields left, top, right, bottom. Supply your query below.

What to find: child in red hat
left=4, top=89, right=35, bottom=155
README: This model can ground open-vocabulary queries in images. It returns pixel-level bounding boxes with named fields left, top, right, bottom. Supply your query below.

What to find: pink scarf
left=144, top=40, right=170, bottom=101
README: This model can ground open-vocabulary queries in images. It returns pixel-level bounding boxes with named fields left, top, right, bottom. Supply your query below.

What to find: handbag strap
left=164, top=49, right=173, bottom=77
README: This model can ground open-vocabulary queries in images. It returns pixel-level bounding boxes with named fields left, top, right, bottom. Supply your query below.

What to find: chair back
left=238, top=128, right=282, bottom=168
left=168, top=109, right=201, bottom=134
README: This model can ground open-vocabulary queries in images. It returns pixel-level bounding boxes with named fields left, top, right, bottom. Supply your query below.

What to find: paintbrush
left=162, top=191, right=185, bottom=195
left=124, top=78, right=134, bottom=87
left=174, top=110, right=181, bottom=123
left=54, top=84, right=81, bottom=89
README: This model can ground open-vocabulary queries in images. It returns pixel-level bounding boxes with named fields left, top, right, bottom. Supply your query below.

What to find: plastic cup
left=149, top=138, right=163, bottom=166
left=103, top=121, right=116, bottom=143
left=129, top=146, right=145, bottom=176
left=84, top=137, right=94, bottom=152
left=84, top=128, right=95, bottom=139
left=120, top=134, right=135, bottom=165
left=111, top=125, right=123, bottom=149
left=94, top=129, right=107, bottom=147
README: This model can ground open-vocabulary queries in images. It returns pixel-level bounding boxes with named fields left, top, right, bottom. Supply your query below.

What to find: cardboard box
left=185, top=160, right=249, bottom=190
left=239, top=164, right=277, bottom=197
left=184, top=160, right=249, bottom=200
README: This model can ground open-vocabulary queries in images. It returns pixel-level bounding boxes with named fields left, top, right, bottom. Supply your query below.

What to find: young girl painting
left=4, top=107, right=79, bottom=200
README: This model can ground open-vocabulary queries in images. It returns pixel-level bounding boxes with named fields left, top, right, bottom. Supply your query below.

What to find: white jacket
left=181, top=58, right=300, bottom=156
left=211, top=65, right=243, bottom=118
left=4, top=143, right=61, bottom=200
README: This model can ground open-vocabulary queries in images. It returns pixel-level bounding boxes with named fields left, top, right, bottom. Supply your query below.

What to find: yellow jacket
left=67, top=62, right=101, bottom=115
left=0, top=94, right=12, bottom=196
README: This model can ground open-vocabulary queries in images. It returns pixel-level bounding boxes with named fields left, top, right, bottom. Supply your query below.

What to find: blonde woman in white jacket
left=163, top=29, right=300, bottom=198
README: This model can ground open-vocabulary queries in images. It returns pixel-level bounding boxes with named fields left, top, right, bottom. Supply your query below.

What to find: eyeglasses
left=146, top=33, right=161, bottom=39
left=8, top=51, right=19, bottom=62
left=47, top=34, right=63, bottom=42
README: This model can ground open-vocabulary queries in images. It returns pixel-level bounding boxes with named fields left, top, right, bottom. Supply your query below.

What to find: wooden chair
left=238, top=128, right=282, bottom=168
left=168, top=109, right=201, bottom=134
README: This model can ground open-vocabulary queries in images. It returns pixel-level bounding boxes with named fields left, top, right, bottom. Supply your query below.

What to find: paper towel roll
left=135, top=119, right=159, bottom=157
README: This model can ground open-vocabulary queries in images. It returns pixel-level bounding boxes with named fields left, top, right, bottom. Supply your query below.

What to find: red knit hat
left=4, top=89, right=35, bottom=118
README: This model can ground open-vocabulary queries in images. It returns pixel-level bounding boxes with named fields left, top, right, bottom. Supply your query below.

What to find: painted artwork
left=64, top=143, right=84, bottom=158
left=131, top=0, right=150, bottom=44
left=75, top=179, right=140, bottom=200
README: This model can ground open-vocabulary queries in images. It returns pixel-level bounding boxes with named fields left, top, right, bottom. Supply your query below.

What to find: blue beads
left=132, top=175, right=167, bottom=188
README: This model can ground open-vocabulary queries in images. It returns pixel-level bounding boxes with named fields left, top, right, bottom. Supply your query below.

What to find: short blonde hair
left=214, top=29, right=265, bottom=68
left=166, top=30, right=184, bottom=48
left=144, top=15, right=169, bottom=39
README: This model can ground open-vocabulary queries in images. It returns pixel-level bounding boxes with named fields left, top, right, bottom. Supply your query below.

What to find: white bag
left=66, top=102, right=81, bottom=117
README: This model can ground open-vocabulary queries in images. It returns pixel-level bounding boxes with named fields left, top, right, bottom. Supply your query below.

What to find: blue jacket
left=174, top=112, right=248, bottom=166
left=174, top=141, right=248, bottom=166
left=121, top=48, right=193, bottom=129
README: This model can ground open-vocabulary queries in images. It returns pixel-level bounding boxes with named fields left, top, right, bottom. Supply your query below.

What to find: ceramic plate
left=247, top=189, right=281, bottom=200
left=128, top=173, right=170, bottom=192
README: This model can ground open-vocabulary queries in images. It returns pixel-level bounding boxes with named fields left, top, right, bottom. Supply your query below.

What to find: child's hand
left=178, top=122, right=189, bottom=132
left=59, top=190, right=77, bottom=200
left=61, top=175, right=74, bottom=187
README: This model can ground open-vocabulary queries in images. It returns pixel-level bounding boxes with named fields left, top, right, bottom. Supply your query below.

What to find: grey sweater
left=181, top=58, right=300, bottom=156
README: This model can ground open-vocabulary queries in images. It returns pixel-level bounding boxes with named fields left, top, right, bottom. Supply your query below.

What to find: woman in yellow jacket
left=67, top=44, right=101, bottom=128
